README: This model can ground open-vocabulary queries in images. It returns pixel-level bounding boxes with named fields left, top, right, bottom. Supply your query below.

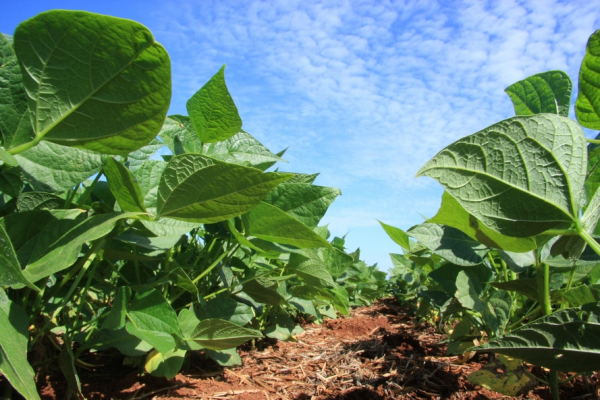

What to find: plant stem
left=578, top=228, right=600, bottom=257
left=28, top=239, right=105, bottom=350
left=77, top=171, right=103, bottom=207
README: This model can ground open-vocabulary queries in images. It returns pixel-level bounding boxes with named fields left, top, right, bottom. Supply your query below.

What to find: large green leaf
left=288, top=250, right=336, bottom=288
left=428, top=263, right=493, bottom=297
left=416, top=114, right=586, bottom=237
left=0, top=209, right=83, bottom=266
left=186, top=66, right=242, bottom=144
left=190, top=319, right=262, bottom=350
left=455, top=270, right=485, bottom=312
left=408, top=223, right=489, bottom=266
left=0, top=224, right=37, bottom=290
left=104, top=158, right=147, bottom=214
left=586, top=138, right=600, bottom=201
left=14, top=10, right=171, bottom=154
left=0, top=289, right=40, bottom=400
left=125, top=139, right=164, bottom=172
left=15, top=141, right=107, bottom=192
left=576, top=30, right=600, bottom=130
left=242, top=278, right=284, bottom=306
left=157, top=154, right=292, bottom=223
left=0, top=166, right=23, bottom=198
left=158, top=115, right=203, bottom=154
left=490, top=279, right=539, bottom=301
left=505, top=70, right=572, bottom=117
left=126, top=288, right=181, bottom=355
left=429, top=192, right=537, bottom=253
left=482, top=290, right=512, bottom=336
left=16, top=192, right=64, bottom=211
left=0, top=34, right=35, bottom=150
left=474, top=303, right=600, bottom=373
left=205, top=131, right=285, bottom=167
left=129, top=159, right=201, bottom=236
left=195, top=298, right=253, bottom=327
left=144, top=348, right=186, bottom=379
left=263, top=183, right=340, bottom=228
left=22, top=211, right=143, bottom=282
left=242, top=202, right=331, bottom=249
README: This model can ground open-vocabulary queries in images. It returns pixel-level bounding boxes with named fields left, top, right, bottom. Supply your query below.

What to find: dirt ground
left=4, top=298, right=599, bottom=399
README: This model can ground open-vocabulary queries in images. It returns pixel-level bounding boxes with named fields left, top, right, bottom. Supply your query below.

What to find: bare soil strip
left=23, top=298, right=598, bottom=399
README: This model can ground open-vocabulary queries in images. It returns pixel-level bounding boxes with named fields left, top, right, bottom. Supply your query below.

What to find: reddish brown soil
left=3, top=298, right=598, bottom=399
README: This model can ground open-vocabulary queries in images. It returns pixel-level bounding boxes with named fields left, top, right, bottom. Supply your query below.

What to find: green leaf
left=286, top=172, right=319, bottom=184
left=144, top=348, right=186, bottom=379
left=254, top=148, right=288, bottom=171
left=263, top=183, right=340, bottom=228
left=474, top=303, right=600, bottom=373
left=14, top=10, right=171, bottom=154
left=586, top=139, right=600, bottom=201
left=576, top=30, right=600, bottom=129
left=206, top=348, right=242, bottom=366
left=416, top=114, right=586, bottom=237
left=562, top=285, right=600, bottom=307
left=288, top=250, right=336, bottom=288
left=190, top=318, right=262, bottom=350
left=102, top=287, right=132, bottom=330
left=104, top=158, right=147, bottom=214
left=114, top=232, right=181, bottom=251
left=0, top=289, right=40, bottom=400
left=482, top=290, right=513, bottom=336
left=242, top=202, right=331, bottom=249
left=0, top=35, right=35, bottom=150
left=456, top=270, right=485, bottom=312
left=0, top=209, right=83, bottom=266
left=186, top=66, right=242, bottom=144
left=16, top=192, right=64, bottom=211
left=158, top=115, right=203, bottom=154
left=125, top=139, right=165, bottom=172
left=429, top=192, right=537, bottom=253
left=130, top=160, right=200, bottom=236
left=126, top=288, right=181, bottom=354
left=58, top=338, right=84, bottom=400
left=378, top=220, right=411, bottom=250
left=23, top=211, right=144, bottom=283
left=91, top=327, right=152, bottom=356
left=328, top=285, right=350, bottom=316
left=505, top=70, right=572, bottom=117
left=489, top=279, right=539, bottom=300
left=428, top=263, right=493, bottom=297
left=157, top=154, right=292, bottom=223
left=408, top=223, right=488, bottom=266
left=205, top=131, right=286, bottom=167
left=0, top=166, right=22, bottom=198
left=0, top=148, right=17, bottom=167
left=195, top=298, right=253, bottom=327
left=242, top=278, right=284, bottom=306
left=0, top=224, right=38, bottom=290
left=265, top=313, right=298, bottom=341
left=15, top=141, right=107, bottom=192
left=499, top=251, right=535, bottom=273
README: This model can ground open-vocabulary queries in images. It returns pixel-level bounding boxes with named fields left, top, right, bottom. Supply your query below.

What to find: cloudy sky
left=2, top=0, right=600, bottom=271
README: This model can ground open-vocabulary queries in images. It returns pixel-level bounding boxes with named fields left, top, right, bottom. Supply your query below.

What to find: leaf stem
left=578, top=228, right=600, bottom=257
left=77, top=171, right=103, bottom=207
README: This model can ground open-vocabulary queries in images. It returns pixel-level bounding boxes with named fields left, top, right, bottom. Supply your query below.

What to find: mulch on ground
left=3, top=297, right=599, bottom=399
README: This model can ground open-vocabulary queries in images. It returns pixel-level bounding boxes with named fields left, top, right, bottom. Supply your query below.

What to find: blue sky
left=3, top=1, right=600, bottom=271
